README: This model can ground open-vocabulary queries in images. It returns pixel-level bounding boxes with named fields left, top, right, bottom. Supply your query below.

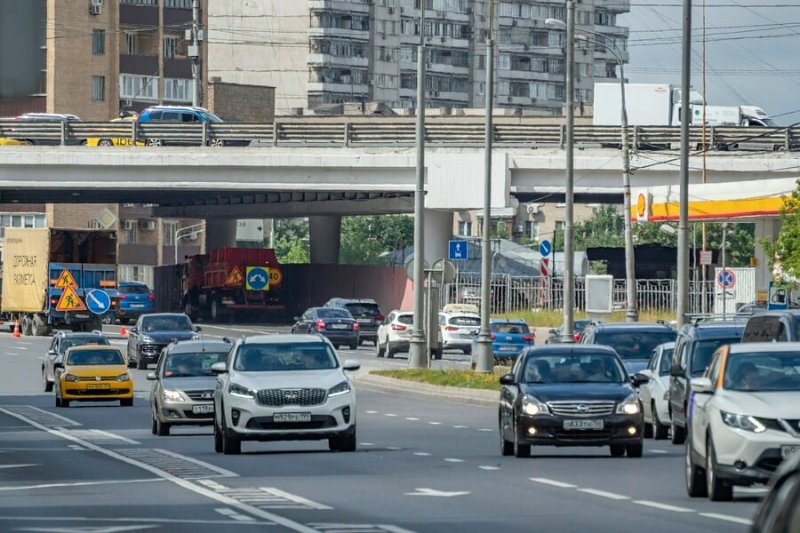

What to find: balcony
left=307, top=54, right=369, bottom=69
left=600, top=0, right=631, bottom=14
left=307, top=82, right=369, bottom=94
left=595, top=25, right=630, bottom=38
left=163, top=8, right=192, bottom=26
left=120, top=54, right=158, bottom=76
left=309, top=0, right=369, bottom=13
left=308, top=27, right=369, bottom=41
left=120, top=3, right=158, bottom=26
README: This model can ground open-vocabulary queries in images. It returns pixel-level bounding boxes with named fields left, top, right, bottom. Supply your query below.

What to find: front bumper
left=61, top=381, right=133, bottom=401
left=712, top=423, right=800, bottom=484
left=517, top=413, right=644, bottom=447
left=138, top=343, right=167, bottom=362
left=157, top=399, right=214, bottom=426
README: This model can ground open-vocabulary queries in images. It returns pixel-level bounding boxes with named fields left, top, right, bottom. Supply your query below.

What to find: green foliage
left=762, top=180, right=800, bottom=278
left=635, top=221, right=755, bottom=268
left=272, top=219, right=310, bottom=264
left=340, top=215, right=414, bottom=265
left=553, top=205, right=624, bottom=251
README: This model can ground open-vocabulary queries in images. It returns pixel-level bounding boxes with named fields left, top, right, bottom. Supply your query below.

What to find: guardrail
left=1, top=119, right=798, bottom=151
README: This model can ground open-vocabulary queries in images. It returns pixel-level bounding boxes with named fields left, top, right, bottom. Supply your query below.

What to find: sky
left=619, top=1, right=800, bottom=125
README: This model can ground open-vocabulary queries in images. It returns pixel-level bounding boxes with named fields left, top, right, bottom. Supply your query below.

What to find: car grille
left=246, top=415, right=336, bottom=430
left=184, top=390, right=215, bottom=401
left=141, top=344, right=166, bottom=356
left=552, top=429, right=614, bottom=442
left=76, top=376, right=118, bottom=382
left=547, top=401, right=616, bottom=417
left=256, top=388, right=327, bottom=407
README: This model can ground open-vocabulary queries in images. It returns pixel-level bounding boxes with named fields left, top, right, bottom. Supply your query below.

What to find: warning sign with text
left=1, top=228, right=51, bottom=312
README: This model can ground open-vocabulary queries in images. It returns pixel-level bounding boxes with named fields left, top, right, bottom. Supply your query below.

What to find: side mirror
left=499, top=373, right=516, bottom=385
left=48, top=349, right=57, bottom=356
left=54, top=363, right=64, bottom=370
left=194, top=326, right=202, bottom=332
left=130, top=326, right=138, bottom=334
left=632, top=373, right=650, bottom=386
left=146, top=372, right=157, bottom=381
left=210, top=362, right=227, bottom=374
left=342, top=359, right=361, bottom=372
left=690, top=377, right=714, bottom=394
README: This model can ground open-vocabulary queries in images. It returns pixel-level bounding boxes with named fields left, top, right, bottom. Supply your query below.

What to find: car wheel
left=98, top=139, right=113, bottom=146
left=333, top=344, right=340, bottom=350
left=671, top=419, right=687, bottom=445
left=513, top=419, right=530, bottom=458
left=643, top=415, right=654, bottom=439
left=119, top=317, right=130, bottom=326
left=386, top=342, right=395, bottom=359
left=155, top=417, right=170, bottom=436
left=653, top=407, right=669, bottom=440
left=610, top=444, right=626, bottom=457
left=329, top=426, right=357, bottom=452
left=151, top=414, right=158, bottom=435
left=221, top=413, right=241, bottom=455
left=146, top=138, right=163, bottom=147
left=376, top=341, right=386, bottom=358
left=706, top=437, right=733, bottom=501
left=137, top=356, right=148, bottom=370
left=120, top=398, right=133, bottom=407
left=685, top=439, right=708, bottom=497
left=499, top=413, right=513, bottom=457
left=626, top=442, right=644, bottom=458
left=207, top=138, right=225, bottom=147
left=432, top=349, right=443, bottom=360
left=214, top=417, right=223, bottom=453
left=349, top=342, right=358, bottom=350
left=43, top=368, right=53, bottom=393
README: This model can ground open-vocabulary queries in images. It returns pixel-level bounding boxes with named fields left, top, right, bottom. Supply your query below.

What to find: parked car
left=669, top=319, right=746, bottom=444
left=291, top=307, right=359, bottom=350
left=742, top=310, right=800, bottom=343
left=136, top=106, right=250, bottom=147
left=127, top=313, right=201, bottom=370
left=498, top=345, right=649, bottom=458
left=113, top=281, right=155, bottom=325
left=323, top=298, right=384, bottom=346
left=638, top=342, right=675, bottom=440
left=376, top=310, right=413, bottom=358
left=751, top=449, right=800, bottom=533
left=8, top=113, right=83, bottom=146
left=211, top=334, right=361, bottom=455
left=580, top=321, right=677, bottom=375
left=439, top=311, right=481, bottom=354
left=546, top=319, right=591, bottom=344
left=147, top=339, right=231, bottom=436
left=42, top=331, right=110, bottom=393
left=55, top=345, right=133, bottom=408
left=471, top=319, right=534, bottom=366
left=686, top=343, right=800, bottom=501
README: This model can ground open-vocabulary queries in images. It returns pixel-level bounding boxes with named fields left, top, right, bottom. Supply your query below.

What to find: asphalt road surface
left=0, top=324, right=763, bottom=533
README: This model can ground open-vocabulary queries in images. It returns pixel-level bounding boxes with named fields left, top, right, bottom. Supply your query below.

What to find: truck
left=1, top=228, right=118, bottom=336
left=180, top=247, right=285, bottom=322
left=689, top=105, right=776, bottom=127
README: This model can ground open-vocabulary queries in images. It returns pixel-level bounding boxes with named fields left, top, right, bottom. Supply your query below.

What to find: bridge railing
left=1, top=118, right=798, bottom=151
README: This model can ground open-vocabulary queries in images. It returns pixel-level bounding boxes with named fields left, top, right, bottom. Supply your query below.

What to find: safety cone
left=12, top=320, right=20, bottom=338
left=119, top=326, right=128, bottom=336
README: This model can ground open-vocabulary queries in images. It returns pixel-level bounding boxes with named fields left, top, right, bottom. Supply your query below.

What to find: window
left=92, top=30, right=105, bottom=55
left=0, top=213, right=46, bottom=229
left=458, top=221, right=472, bottom=236
left=163, top=36, right=179, bottom=59
left=120, top=74, right=158, bottom=101
left=163, top=221, right=177, bottom=246
left=126, top=223, right=137, bottom=244
left=525, top=221, right=539, bottom=240
left=125, top=33, right=136, bottom=55
left=92, top=76, right=105, bottom=102
left=164, top=78, right=193, bottom=102
left=498, top=54, right=510, bottom=70
left=164, top=0, right=192, bottom=7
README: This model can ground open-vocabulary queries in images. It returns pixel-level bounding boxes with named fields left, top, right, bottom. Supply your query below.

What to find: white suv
left=211, top=334, right=360, bottom=455
left=686, top=343, right=800, bottom=501
left=439, top=312, right=481, bottom=354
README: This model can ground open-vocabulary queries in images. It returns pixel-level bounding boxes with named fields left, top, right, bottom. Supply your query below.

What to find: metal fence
left=440, top=273, right=718, bottom=315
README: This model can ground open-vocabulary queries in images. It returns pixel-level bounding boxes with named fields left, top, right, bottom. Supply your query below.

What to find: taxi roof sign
left=55, top=270, right=78, bottom=289
left=56, top=286, right=87, bottom=312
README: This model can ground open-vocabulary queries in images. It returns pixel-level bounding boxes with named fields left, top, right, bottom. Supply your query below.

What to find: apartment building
left=208, top=0, right=630, bottom=115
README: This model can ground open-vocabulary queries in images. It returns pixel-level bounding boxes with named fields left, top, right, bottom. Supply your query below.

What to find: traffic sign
left=717, top=269, right=736, bottom=289
left=539, top=240, right=552, bottom=257
left=85, top=289, right=111, bottom=315
left=56, top=286, right=87, bottom=312
left=245, top=266, right=269, bottom=291
left=268, top=267, right=283, bottom=288
left=448, top=240, right=468, bottom=261
left=699, top=250, right=713, bottom=266
left=225, top=266, right=244, bottom=286
left=768, top=281, right=791, bottom=310
left=55, top=270, right=78, bottom=289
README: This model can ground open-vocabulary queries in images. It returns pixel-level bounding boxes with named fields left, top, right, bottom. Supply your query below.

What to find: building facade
left=208, top=0, right=630, bottom=115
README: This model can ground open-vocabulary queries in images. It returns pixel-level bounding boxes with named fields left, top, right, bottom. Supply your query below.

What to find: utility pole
left=619, top=61, right=638, bottom=322
left=677, top=0, right=692, bottom=327
left=561, top=0, right=576, bottom=343
left=408, top=1, right=427, bottom=369
left=475, top=0, right=495, bottom=373
left=189, top=0, right=201, bottom=107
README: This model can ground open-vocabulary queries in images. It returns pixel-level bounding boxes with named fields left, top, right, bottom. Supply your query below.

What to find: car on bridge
left=127, top=313, right=201, bottom=370
left=42, top=331, right=110, bottom=393
left=55, top=345, right=133, bottom=408
left=85, top=115, right=144, bottom=147
left=7, top=113, right=84, bottom=146
left=136, top=106, right=251, bottom=147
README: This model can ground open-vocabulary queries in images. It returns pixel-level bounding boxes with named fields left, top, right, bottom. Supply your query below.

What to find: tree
left=553, top=205, right=625, bottom=251
left=339, top=215, right=414, bottom=265
left=635, top=221, right=755, bottom=268
left=272, top=219, right=310, bottom=264
left=761, top=179, right=800, bottom=277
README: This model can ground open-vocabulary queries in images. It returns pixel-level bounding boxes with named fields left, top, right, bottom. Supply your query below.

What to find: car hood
left=621, top=359, right=649, bottom=374
left=520, top=383, right=635, bottom=403
left=231, top=369, right=346, bottom=391
left=141, top=331, right=196, bottom=342
left=64, top=365, right=128, bottom=377
left=716, top=390, right=800, bottom=419
left=162, top=376, right=217, bottom=392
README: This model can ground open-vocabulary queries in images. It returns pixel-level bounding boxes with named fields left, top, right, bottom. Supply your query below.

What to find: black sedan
left=127, top=313, right=201, bottom=370
left=292, top=307, right=359, bottom=350
left=499, top=345, right=649, bottom=458
left=545, top=319, right=591, bottom=344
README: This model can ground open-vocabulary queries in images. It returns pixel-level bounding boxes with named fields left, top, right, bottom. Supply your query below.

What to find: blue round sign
left=539, top=240, right=552, bottom=257
left=246, top=267, right=269, bottom=291
left=85, top=289, right=111, bottom=315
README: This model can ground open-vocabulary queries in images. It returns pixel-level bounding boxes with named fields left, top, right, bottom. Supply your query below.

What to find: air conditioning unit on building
left=123, top=220, right=136, bottom=231
left=513, top=224, right=525, bottom=234
left=88, top=220, right=101, bottom=229
left=526, top=203, right=539, bottom=214
left=89, top=0, right=102, bottom=15
left=140, top=220, right=156, bottom=231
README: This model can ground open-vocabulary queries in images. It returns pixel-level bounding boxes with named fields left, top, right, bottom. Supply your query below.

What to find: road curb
left=352, top=373, right=498, bottom=408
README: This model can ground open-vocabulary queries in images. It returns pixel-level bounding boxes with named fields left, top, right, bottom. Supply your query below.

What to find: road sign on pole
left=85, top=289, right=111, bottom=315
left=716, top=269, right=736, bottom=290
left=539, top=239, right=552, bottom=257
left=448, top=240, right=468, bottom=261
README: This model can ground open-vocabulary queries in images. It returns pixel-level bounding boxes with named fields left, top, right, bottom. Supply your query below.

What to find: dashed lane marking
left=634, top=501, right=694, bottom=513
left=428, top=422, right=441, bottom=426
left=453, top=425, right=468, bottom=429
left=113, top=448, right=238, bottom=480
left=530, top=478, right=578, bottom=489
left=0, top=405, right=81, bottom=427
left=578, top=489, right=631, bottom=500
left=405, top=417, right=419, bottom=421
left=0, top=464, right=38, bottom=469
left=385, top=414, right=397, bottom=417
left=61, top=429, right=140, bottom=446
left=649, top=450, right=668, bottom=454
left=0, top=478, right=163, bottom=492
left=444, top=458, right=464, bottom=463
left=699, top=514, right=754, bottom=526
left=308, top=524, right=416, bottom=533
left=365, top=411, right=378, bottom=414
left=479, top=466, right=500, bottom=471
left=413, top=452, right=431, bottom=457
left=477, top=428, right=493, bottom=432
left=153, top=448, right=238, bottom=478
left=359, top=442, right=375, bottom=447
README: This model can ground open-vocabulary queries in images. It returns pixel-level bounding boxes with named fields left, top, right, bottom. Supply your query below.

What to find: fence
left=440, top=273, right=719, bottom=316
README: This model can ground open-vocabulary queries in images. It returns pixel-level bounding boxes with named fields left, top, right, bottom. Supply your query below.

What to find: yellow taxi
left=0, top=137, right=25, bottom=146
left=85, top=115, right=143, bottom=147
left=55, top=345, right=134, bottom=408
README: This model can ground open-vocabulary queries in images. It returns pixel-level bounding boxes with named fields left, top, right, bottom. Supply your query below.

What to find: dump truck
left=181, top=247, right=285, bottom=322
left=1, top=228, right=118, bottom=336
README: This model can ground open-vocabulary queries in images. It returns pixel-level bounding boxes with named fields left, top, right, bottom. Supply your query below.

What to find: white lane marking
left=444, top=458, right=464, bottom=463
left=14, top=525, right=156, bottom=532
left=197, top=479, right=227, bottom=490
left=649, top=450, right=667, bottom=454
left=385, top=446, right=401, bottom=451
left=385, top=413, right=397, bottom=417
left=578, top=488, right=631, bottom=500
left=453, top=425, right=468, bottom=429
left=0, top=516, right=273, bottom=526
left=634, top=501, right=694, bottom=513
left=153, top=448, right=238, bottom=478
left=0, top=478, right=162, bottom=492
left=699, top=513, right=754, bottom=526
left=215, top=508, right=257, bottom=522
left=16, top=347, right=28, bottom=350
left=0, top=407, right=319, bottom=533
left=479, top=466, right=500, bottom=471
left=359, top=442, right=375, bottom=447
left=413, top=452, right=431, bottom=456
left=261, top=487, right=333, bottom=510
left=405, top=488, right=470, bottom=497
left=0, top=464, right=38, bottom=469
left=68, top=444, right=87, bottom=451
left=428, top=422, right=441, bottom=425
left=365, top=411, right=378, bottom=414
left=378, top=526, right=418, bottom=533
left=308, top=525, right=415, bottom=533
left=530, top=478, right=578, bottom=489
left=478, top=428, right=493, bottom=432
left=24, top=406, right=82, bottom=427
left=405, top=417, right=419, bottom=421
left=90, top=429, right=140, bottom=445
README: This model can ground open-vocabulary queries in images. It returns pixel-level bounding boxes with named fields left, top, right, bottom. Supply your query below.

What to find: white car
left=376, top=310, right=413, bottom=358
left=686, top=343, right=800, bottom=501
left=211, top=334, right=360, bottom=455
left=438, top=312, right=481, bottom=354
left=639, top=342, right=674, bottom=440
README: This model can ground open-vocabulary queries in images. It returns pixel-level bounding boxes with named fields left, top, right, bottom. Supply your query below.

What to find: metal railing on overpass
left=1, top=118, right=798, bottom=151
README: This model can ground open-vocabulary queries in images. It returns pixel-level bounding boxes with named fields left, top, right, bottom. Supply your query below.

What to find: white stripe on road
left=699, top=513, right=754, bottom=526
left=577, top=488, right=631, bottom=500
left=154, top=448, right=238, bottom=478
left=216, top=508, right=257, bottom=522
left=634, top=501, right=694, bottom=513
left=385, top=413, right=397, bottom=417
left=413, top=452, right=431, bottom=456
left=0, top=478, right=162, bottom=492
left=359, top=442, right=375, bottom=447
left=444, top=458, right=464, bottom=463
left=365, top=411, right=378, bottom=414
left=478, top=428, right=493, bottom=432
left=529, top=478, right=578, bottom=489
left=24, top=406, right=82, bottom=427
left=261, top=487, right=333, bottom=510
left=406, top=417, right=419, bottom=421
left=649, top=450, right=668, bottom=454
left=90, top=429, right=140, bottom=445
left=453, top=425, right=468, bottom=429
left=0, top=464, right=38, bottom=469
left=428, top=422, right=441, bottom=425
left=479, top=466, right=500, bottom=471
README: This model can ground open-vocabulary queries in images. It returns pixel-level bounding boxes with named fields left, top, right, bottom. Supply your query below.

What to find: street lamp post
left=174, top=221, right=206, bottom=265
left=677, top=0, right=693, bottom=327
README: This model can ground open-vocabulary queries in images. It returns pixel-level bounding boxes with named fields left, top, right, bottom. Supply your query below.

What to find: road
left=0, top=323, right=763, bottom=533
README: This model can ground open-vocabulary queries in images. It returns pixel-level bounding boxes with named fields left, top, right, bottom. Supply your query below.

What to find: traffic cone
left=119, top=326, right=128, bottom=336
left=12, top=320, right=20, bottom=338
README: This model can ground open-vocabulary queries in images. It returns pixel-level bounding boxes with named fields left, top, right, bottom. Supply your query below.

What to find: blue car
left=136, top=106, right=250, bottom=147
left=113, top=281, right=155, bottom=325
left=471, top=319, right=535, bottom=364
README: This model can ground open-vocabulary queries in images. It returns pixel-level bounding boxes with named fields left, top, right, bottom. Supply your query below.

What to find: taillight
left=376, top=314, right=384, bottom=322
left=353, top=322, right=360, bottom=331
left=147, top=294, right=155, bottom=301
left=445, top=326, right=459, bottom=332
left=574, top=332, right=581, bottom=341
left=391, top=323, right=407, bottom=331
left=316, top=319, right=326, bottom=330
left=491, top=334, right=496, bottom=340
left=522, top=334, right=533, bottom=342
left=50, top=298, right=57, bottom=306
left=118, top=294, right=127, bottom=300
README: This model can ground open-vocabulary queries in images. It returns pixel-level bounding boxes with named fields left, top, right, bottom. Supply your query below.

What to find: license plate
left=192, top=404, right=214, bottom=414
left=274, top=412, right=311, bottom=423
left=74, top=314, right=90, bottom=319
left=499, top=346, right=517, bottom=351
left=330, top=324, right=348, bottom=330
left=87, top=383, right=110, bottom=390
left=357, top=319, right=371, bottom=324
left=782, top=445, right=799, bottom=458
left=130, top=304, right=144, bottom=308
left=563, top=419, right=604, bottom=430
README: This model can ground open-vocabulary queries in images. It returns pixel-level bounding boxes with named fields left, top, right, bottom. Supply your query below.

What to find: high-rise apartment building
left=208, top=0, right=630, bottom=115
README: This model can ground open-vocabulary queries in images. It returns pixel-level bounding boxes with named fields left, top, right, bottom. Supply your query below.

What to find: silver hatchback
left=148, top=340, right=231, bottom=436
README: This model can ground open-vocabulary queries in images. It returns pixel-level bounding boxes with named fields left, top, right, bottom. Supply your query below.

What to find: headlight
left=522, top=395, right=549, bottom=416
left=140, top=335, right=155, bottom=344
left=192, top=334, right=201, bottom=340
left=617, top=394, right=641, bottom=415
left=162, top=389, right=185, bottom=402
left=64, top=374, right=78, bottom=382
left=328, top=380, right=351, bottom=397
left=228, top=383, right=255, bottom=399
left=721, top=411, right=766, bottom=433
left=117, top=373, right=130, bottom=382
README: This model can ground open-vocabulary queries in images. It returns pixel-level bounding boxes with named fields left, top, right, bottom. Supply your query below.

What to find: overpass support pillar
left=205, top=219, right=237, bottom=250
left=309, top=215, right=342, bottom=264
left=423, top=209, right=454, bottom=264
left=754, top=218, right=779, bottom=290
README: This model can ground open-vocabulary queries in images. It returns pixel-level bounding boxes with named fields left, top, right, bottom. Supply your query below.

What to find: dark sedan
left=127, top=313, right=201, bottom=370
left=292, top=307, right=359, bottom=350
left=546, top=319, right=591, bottom=344
left=499, top=345, right=649, bottom=458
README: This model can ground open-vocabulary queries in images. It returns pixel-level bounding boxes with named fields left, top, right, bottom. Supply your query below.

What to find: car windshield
left=492, top=323, right=530, bottom=334
left=724, top=351, right=800, bottom=392
left=233, top=343, right=338, bottom=372
left=522, top=354, right=627, bottom=384
left=595, top=331, right=676, bottom=360
left=61, top=337, right=110, bottom=353
left=199, top=111, right=222, bottom=123
left=659, top=348, right=674, bottom=375
left=692, top=338, right=741, bottom=376
left=120, top=284, right=149, bottom=295
left=142, top=315, right=193, bottom=332
left=450, top=316, right=480, bottom=327
left=67, top=349, right=124, bottom=366
left=344, top=303, right=380, bottom=317
left=163, top=352, right=228, bottom=378
left=316, top=309, right=352, bottom=319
